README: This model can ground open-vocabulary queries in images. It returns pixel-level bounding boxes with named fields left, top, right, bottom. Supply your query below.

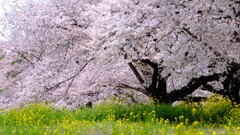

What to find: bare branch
left=117, top=83, right=149, bottom=96
left=128, top=62, right=145, bottom=84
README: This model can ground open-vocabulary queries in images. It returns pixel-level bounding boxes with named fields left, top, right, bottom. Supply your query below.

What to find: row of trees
left=0, top=0, right=239, bottom=106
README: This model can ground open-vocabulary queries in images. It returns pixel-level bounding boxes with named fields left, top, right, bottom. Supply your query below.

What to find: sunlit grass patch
left=0, top=96, right=240, bottom=134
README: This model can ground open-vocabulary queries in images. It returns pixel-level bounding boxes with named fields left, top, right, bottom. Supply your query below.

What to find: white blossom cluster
left=0, top=0, right=239, bottom=108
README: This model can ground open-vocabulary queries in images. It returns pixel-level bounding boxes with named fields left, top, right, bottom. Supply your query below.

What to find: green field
left=1, top=96, right=240, bottom=135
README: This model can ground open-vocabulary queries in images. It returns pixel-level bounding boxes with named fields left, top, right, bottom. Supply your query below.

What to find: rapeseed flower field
left=0, top=96, right=240, bottom=134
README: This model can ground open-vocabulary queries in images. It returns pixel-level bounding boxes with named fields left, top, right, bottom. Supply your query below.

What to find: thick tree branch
left=140, top=59, right=158, bottom=68
left=201, top=83, right=227, bottom=95
left=168, top=73, right=223, bottom=102
left=128, top=62, right=145, bottom=84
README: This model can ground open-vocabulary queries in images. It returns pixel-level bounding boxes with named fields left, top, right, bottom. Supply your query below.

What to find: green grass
left=0, top=96, right=240, bottom=134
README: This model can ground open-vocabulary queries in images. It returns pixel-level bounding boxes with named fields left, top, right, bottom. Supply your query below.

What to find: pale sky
left=0, top=0, right=5, bottom=41
left=0, top=0, right=4, bottom=19
left=0, top=0, right=9, bottom=41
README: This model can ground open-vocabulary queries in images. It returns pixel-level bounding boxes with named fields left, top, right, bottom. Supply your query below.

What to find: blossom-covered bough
left=117, top=0, right=240, bottom=103
left=0, top=0, right=239, bottom=107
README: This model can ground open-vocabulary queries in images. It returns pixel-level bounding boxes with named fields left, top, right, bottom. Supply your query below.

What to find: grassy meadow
left=1, top=96, right=240, bottom=135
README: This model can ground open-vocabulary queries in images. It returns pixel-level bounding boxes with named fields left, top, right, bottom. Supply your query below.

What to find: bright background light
left=0, top=0, right=4, bottom=17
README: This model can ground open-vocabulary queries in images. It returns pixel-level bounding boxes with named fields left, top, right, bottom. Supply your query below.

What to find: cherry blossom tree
left=0, top=0, right=240, bottom=107
left=112, top=0, right=240, bottom=102
left=0, top=0, right=141, bottom=107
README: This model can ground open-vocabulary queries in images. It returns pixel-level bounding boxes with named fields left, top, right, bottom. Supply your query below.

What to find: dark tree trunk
left=222, top=62, right=240, bottom=103
left=229, top=77, right=240, bottom=103
left=139, top=59, right=169, bottom=102
left=128, top=60, right=240, bottom=104
left=157, top=78, right=167, bottom=102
